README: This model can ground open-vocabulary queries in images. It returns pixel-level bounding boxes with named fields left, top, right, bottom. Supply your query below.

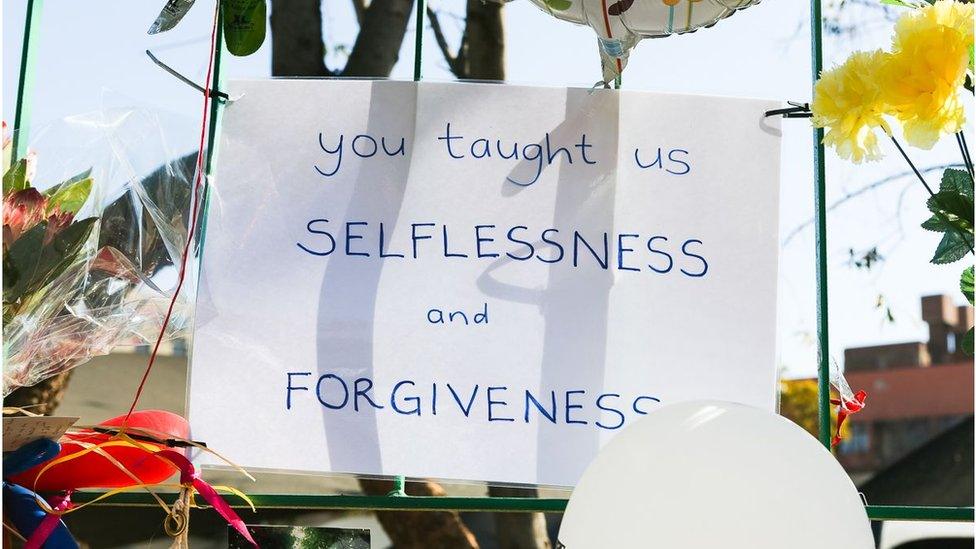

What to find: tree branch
left=270, top=0, right=332, bottom=76
left=462, top=0, right=504, bottom=81
left=782, top=163, right=962, bottom=247
left=427, top=6, right=466, bottom=77
left=342, top=0, right=415, bottom=77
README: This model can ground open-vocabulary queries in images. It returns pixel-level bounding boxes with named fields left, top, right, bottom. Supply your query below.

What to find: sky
left=2, top=0, right=971, bottom=380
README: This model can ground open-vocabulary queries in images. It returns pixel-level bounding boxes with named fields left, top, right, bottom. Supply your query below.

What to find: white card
left=189, top=80, right=781, bottom=486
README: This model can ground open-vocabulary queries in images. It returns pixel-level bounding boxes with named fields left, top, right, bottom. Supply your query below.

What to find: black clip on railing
left=146, top=49, right=231, bottom=102
left=91, top=426, right=208, bottom=449
left=765, top=101, right=812, bottom=119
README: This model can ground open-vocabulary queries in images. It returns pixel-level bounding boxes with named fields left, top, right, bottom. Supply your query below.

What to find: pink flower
left=43, top=208, right=75, bottom=245
left=3, top=188, right=47, bottom=245
left=2, top=188, right=74, bottom=250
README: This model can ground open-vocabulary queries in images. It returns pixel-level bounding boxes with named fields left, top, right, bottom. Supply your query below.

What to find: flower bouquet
left=811, top=0, right=975, bottom=352
left=2, top=114, right=258, bottom=547
left=2, top=116, right=195, bottom=396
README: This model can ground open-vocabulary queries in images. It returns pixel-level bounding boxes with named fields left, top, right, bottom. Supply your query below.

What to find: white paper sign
left=189, top=80, right=781, bottom=487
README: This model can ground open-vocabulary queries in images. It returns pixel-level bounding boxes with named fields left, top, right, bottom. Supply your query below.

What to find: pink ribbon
left=154, top=450, right=258, bottom=548
left=24, top=490, right=72, bottom=549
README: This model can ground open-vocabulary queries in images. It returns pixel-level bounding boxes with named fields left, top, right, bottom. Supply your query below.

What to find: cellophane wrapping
left=3, top=109, right=200, bottom=395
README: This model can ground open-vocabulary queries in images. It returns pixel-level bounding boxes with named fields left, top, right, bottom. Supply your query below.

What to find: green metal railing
left=810, top=0, right=833, bottom=452
left=68, top=491, right=974, bottom=522
left=11, top=0, right=42, bottom=160
left=11, top=0, right=973, bottom=527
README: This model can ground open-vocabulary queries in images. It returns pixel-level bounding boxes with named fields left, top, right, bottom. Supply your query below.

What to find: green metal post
left=389, top=475, right=407, bottom=496
left=413, top=0, right=425, bottom=81
left=204, top=7, right=225, bottom=178
left=12, top=0, right=43, bottom=161
left=398, top=0, right=425, bottom=496
left=810, top=0, right=832, bottom=449
left=196, top=4, right=225, bottom=251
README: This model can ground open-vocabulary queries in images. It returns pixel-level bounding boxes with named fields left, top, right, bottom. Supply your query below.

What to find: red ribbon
left=24, top=490, right=72, bottom=549
left=154, top=450, right=257, bottom=548
left=830, top=389, right=868, bottom=447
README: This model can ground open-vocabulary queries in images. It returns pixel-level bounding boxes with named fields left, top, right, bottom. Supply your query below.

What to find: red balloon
left=9, top=410, right=191, bottom=492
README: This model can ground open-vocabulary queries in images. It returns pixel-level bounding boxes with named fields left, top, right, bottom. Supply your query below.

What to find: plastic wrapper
left=830, top=359, right=857, bottom=404
left=829, top=359, right=868, bottom=446
left=3, top=109, right=199, bottom=395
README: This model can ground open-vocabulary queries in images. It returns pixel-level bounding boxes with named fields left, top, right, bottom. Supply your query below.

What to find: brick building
left=836, top=294, right=974, bottom=484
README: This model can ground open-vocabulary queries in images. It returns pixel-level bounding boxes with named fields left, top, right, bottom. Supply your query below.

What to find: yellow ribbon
left=23, top=424, right=255, bottom=518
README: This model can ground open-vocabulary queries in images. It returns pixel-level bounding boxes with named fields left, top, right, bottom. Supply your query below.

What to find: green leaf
left=921, top=214, right=951, bottom=232
left=962, top=327, right=974, bottom=356
left=2, top=222, right=47, bottom=303
left=223, top=0, right=266, bottom=57
left=923, top=171, right=975, bottom=264
left=45, top=177, right=92, bottom=215
left=27, top=218, right=98, bottom=298
left=927, top=191, right=974, bottom=229
left=940, top=168, right=974, bottom=201
left=962, top=266, right=974, bottom=305
left=3, top=158, right=29, bottom=195
left=932, top=230, right=973, bottom=264
left=545, top=0, right=573, bottom=9
left=44, top=168, right=92, bottom=197
left=3, top=218, right=98, bottom=308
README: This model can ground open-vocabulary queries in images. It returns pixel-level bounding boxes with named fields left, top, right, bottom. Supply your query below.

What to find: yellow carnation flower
left=881, top=0, right=973, bottom=149
left=912, top=0, right=973, bottom=44
left=812, top=50, right=892, bottom=163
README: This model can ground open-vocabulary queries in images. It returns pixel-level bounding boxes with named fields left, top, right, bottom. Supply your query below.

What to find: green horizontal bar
left=71, top=492, right=569, bottom=513
left=866, top=505, right=974, bottom=522
left=70, top=492, right=972, bottom=521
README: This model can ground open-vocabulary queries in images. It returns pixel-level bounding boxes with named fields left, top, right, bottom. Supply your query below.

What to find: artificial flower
left=43, top=209, right=74, bottom=245
left=881, top=0, right=973, bottom=149
left=812, top=50, right=892, bottom=163
left=913, top=0, right=974, bottom=45
left=2, top=187, right=75, bottom=251
left=3, top=188, right=47, bottom=246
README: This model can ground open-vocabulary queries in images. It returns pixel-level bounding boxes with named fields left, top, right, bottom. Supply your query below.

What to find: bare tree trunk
left=462, top=0, right=504, bottom=80
left=428, top=0, right=505, bottom=81
left=450, top=8, right=545, bottom=546
left=343, top=0, right=415, bottom=76
left=270, top=0, right=330, bottom=76
left=360, top=478, right=480, bottom=549
left=268, top=3, right=482, bottom=546
left=5, top=371, right=72, bottom=416
left=489, top=485, right=551, bottom=549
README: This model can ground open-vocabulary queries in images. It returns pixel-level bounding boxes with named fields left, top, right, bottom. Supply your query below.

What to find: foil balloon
left=514, top=0, right=762, bottom=82
left=8, top=410, right=190, bottom=492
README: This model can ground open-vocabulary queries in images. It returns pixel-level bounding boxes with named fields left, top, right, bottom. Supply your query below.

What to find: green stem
left=956, top=132, right=974, bottom=181
left=890, top=136, right=975, bottom=256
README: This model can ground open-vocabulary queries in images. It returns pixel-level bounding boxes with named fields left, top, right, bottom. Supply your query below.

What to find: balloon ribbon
left=154, top=450, right=257, bottom=548
left=830, top=390, right=868, bottom=448
left=24, top=491, right=72, bottom=549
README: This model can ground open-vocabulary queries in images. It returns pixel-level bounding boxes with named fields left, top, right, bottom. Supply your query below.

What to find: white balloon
left=504, top=0, right=762, bottom=82
left=558, top=401, right=874, bottom=548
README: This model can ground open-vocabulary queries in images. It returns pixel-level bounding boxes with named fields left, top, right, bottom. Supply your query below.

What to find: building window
left=840, top=423, right=870, bottom=455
